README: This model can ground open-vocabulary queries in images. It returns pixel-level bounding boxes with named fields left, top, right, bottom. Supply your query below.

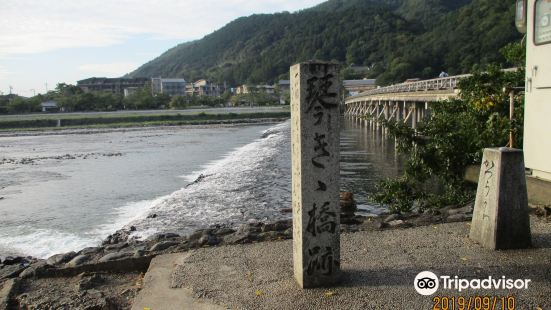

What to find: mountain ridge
left=128, top=0, right=519, bottom=85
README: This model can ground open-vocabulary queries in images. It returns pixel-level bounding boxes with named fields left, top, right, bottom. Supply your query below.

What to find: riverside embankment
left=0, top=106, right=290, bottom=131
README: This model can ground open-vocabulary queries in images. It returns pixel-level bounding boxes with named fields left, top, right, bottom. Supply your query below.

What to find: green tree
left=169, top=95, right=188, bottom=109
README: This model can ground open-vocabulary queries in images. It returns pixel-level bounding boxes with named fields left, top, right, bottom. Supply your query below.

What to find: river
left=0, top=118, right=403, bottom=259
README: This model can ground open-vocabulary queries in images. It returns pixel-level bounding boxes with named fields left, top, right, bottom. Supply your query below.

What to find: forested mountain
left=128, top=0, right=520, bottom=86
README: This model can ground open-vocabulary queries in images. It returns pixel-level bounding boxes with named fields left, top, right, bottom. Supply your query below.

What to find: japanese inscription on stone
left=470, top=148, right=531, bottom=250
left=291, top=62, right=340, bottom=288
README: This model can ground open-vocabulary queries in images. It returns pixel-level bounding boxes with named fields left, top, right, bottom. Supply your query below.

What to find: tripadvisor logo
left=414, top=271, right=439, bottom=296
left=414, top=271, right=532, bottom=296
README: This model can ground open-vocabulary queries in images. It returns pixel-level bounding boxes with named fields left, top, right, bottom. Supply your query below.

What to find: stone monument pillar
left=291, top=62, right=341, bottom=288
left=470, top=147, right=531, bottom=250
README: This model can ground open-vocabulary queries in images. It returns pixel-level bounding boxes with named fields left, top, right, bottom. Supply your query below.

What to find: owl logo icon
left=414, top=271, right=439, bottom=295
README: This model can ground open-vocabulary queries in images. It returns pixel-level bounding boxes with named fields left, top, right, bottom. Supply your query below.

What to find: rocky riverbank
left=2, top=193, right=546, bottom=309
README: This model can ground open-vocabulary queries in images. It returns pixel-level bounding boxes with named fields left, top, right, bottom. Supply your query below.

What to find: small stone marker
left=470, top=147, right=531, bottom=250
left=291, top=62, right=341, bottom=288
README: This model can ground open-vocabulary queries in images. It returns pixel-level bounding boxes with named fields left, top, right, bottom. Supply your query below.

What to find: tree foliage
left=372, top=43, right=526, bottom=213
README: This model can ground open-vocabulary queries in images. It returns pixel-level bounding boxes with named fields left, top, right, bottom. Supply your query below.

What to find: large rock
left=0, top=264, right=27, bottom=280
left=2, top=257, right=24, bottom=266
left=198, top=234, right=220, bottom=247
left=340, top=191, right=357, bottom=215
left=98, top=252, right=131, bottom=263
left=148, top=241, right=179, bottom=252
left=19, top=261, right=48, bottom=279
left=104, top=242, right=128, bottom=252
left=79, top=247, right=102, bottom=256
left=46, top=252, right=77, bottom=266
left=65, top=255, right=91, bottom=268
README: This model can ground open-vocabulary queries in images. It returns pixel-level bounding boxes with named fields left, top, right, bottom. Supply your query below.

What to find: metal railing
left=347, top=74, right=471, bottom=101
left=346, top=68, right=520, bottom=102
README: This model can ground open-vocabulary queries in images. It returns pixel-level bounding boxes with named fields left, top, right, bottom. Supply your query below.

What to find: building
left=77, top=78, right=149, bottom=96
left=520, top=0, right=551, bottom=182
left=256, top=84, right=276, bottom=94
left=186, top=79, right=223, bottom=97
left=40, top=100, right=58, bottom=112
left=123, top=87, right=140, bottom=97
left=151, top=78, right=187, bottom=97
left=278, top=80, right=290, bottom=91
left=235, top=85, right=249, bottom=95
left=236, top=84, right=277, bottom=95
left=343, top=79, right=377, bottom=96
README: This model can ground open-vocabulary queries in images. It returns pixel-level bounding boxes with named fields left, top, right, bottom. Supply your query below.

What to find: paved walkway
left=134, top=219, right=551, bottom=310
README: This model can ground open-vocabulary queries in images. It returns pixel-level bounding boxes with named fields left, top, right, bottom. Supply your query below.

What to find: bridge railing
left=347, top=68, right=520, bottom=102
left=347, top=74, right=472, bottom=101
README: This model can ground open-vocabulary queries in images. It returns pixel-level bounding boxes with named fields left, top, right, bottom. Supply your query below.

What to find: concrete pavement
left=135, top=218, right=551, bottom=309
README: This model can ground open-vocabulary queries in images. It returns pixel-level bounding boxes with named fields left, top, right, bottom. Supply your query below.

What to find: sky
left=0, top=0, right=326, bottom=97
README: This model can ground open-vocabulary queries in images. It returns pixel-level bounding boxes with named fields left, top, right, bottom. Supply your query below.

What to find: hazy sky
left=0, top=0, right=325, bottom=97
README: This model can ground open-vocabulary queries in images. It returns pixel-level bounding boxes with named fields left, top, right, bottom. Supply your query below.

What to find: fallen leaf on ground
left=324, top=290, right=337, bottom=297
left=255, top=290, right=264, bottom=296
left=460, top=257, right=468, bottom=261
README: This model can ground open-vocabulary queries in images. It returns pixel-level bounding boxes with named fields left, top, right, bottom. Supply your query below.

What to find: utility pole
left=30, top=89, right=36, bottom=96
left=9, top=85, right=13, bottom=95
left=44, top=82, right=48, bottom=93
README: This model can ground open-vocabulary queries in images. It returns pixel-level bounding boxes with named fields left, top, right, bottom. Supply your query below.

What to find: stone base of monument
left=469, top=147, right=531, bottom=250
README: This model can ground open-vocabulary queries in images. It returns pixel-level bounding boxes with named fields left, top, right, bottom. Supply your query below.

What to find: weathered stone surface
left=66, top=255, right=91, bottom=268
left=212, top=228, right=236, bottom=236
left=47, top=252, right=77, bottom=266
left=223, top=232, right=254, bottom=245
left=79, top=247, right=101, bottom=256
left=150, top=233, right=180, bottom=242
left=447, top=204, right=474, bottom=216
left=291, top=62, right=341, bottom=288
left=98, top=252, right=131, bottom=263
left=384, top=214, right=403, bottom=223
left=387, top=220, right=411, bottom=228
left=198, top=234, right=219, bottom=247
left=2, top=257, right=24, bottom=266
left=104, top=242, right=128, bottom=252
left=19, top=261, right=48, bottom=279
left=470, top=148, right=532, bottom=250
left=0, top=264, right=27, bottom=280
left=340, top=191, right=357, bottom=215
left=445, top=214, right=468, bottom=223
left=262, top=220, right=291, bottom=232
left=148, top=241, right=179, bottom=252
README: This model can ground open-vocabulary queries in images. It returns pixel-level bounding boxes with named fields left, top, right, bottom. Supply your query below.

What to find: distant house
left=343, top=79, right=377, bottom=96
left=235, top=85, right=249, bottom=95
left=278, top=80, right=290, bottom=91
left=256, top=84, right=275, bottom=94
left=40, top=100, right=58, bottom=112
left=186, top=79, right=224, bottom=97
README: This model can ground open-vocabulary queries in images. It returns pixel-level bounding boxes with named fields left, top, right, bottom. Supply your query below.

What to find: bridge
left=343, top=74, right=469, bottom=129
